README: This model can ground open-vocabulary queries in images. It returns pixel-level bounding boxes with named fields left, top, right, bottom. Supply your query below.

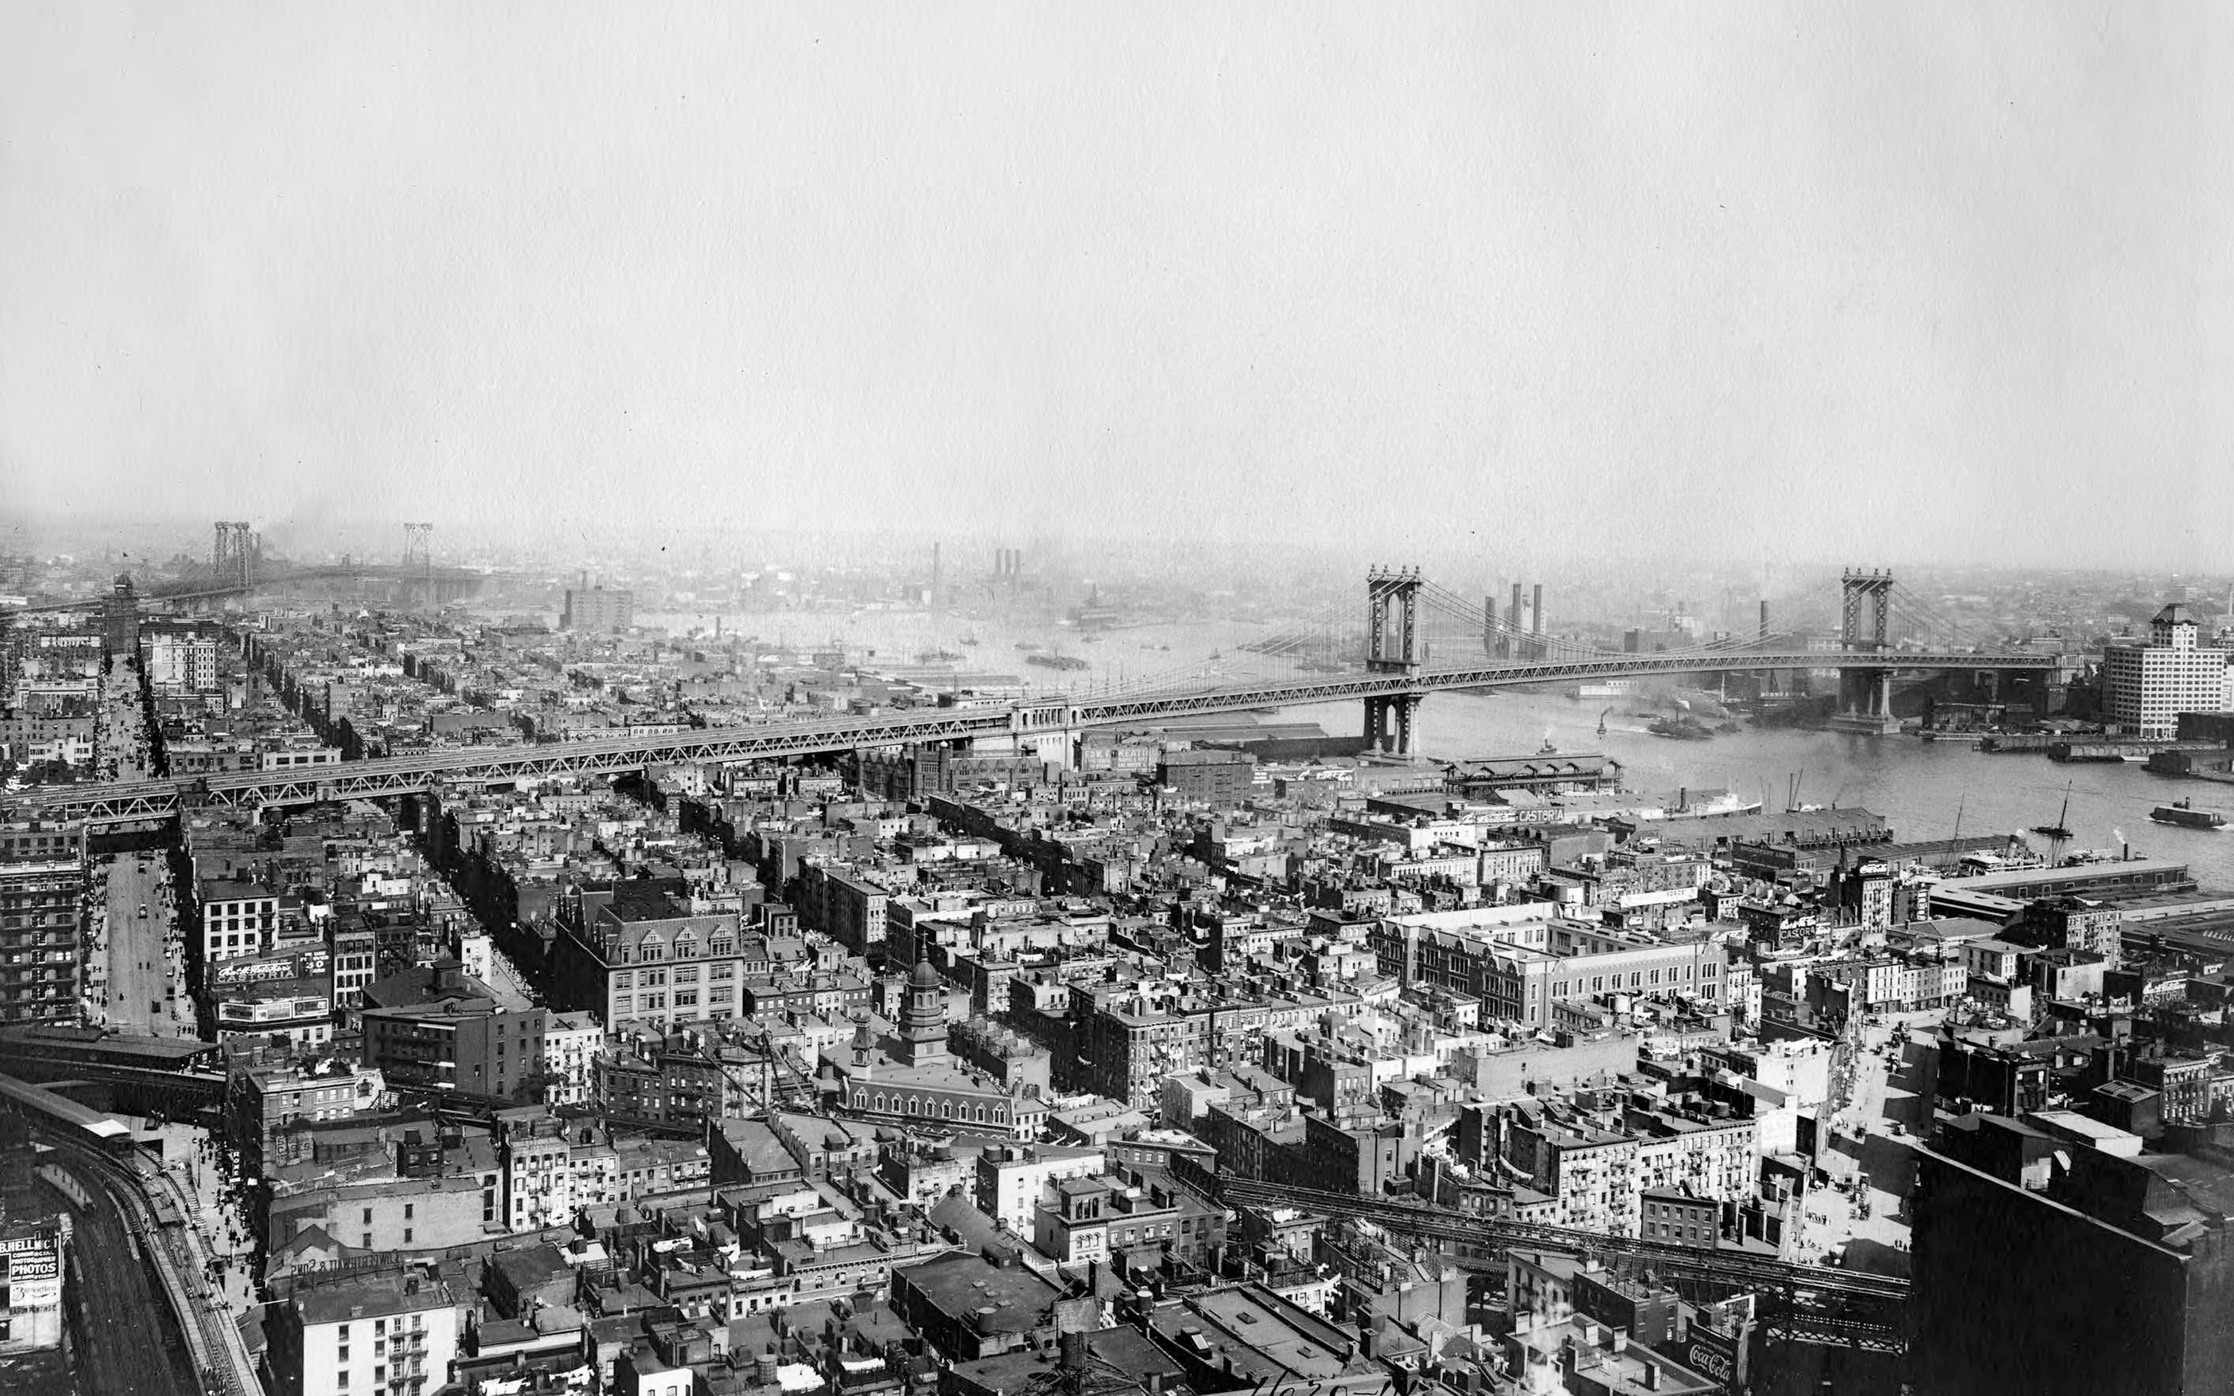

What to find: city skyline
left=5, top=3, right=2231, bottom=569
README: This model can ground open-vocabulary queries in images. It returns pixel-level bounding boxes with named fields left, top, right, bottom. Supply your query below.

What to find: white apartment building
left=973, top=1143, right=1106, bottom=1232
left=503, top=1131, right=573, bottom=1232
left=141, top=625, right=221, bottom=696
left=201, top=880, right=283, bottom=963
left=2102, top=603, right=2234, bottom=737
left=265, top=1272, right=459, bottom=1396
left=543, top=1012, right=605, bottom=1106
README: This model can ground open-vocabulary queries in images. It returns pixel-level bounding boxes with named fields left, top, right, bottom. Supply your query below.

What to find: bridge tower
left=212, top=521, right=257, bottom=594
left=1365, top=567, right=1424, bottom=757
left=1839, top=569, right=1897, bottom=727
left=403, top=523, right=434, bottom=609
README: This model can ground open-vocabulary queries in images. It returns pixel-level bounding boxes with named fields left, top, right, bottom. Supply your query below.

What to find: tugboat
left=2150, top=799, right=2227, bottom=829
left=1538, top=728, right=1559, bottom=756
left=1648, top=715, right=1714, bottom=741
left=2032, top=781, right=2074, bottom=839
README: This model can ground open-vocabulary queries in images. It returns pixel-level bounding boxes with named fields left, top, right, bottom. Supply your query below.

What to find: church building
left=830, top=961, right=1047, bottom=1140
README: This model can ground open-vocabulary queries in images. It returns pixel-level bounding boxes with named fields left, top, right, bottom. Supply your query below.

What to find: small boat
left=2032, top=781, right=2073, bottom=839
left=1596, top=708, right=1610, bottom=737
left=2150, top=800, right=2226, bottom=829
left=960, top=636, right=980, bottom=647
left=1538, top=728, right=1558, bottom=755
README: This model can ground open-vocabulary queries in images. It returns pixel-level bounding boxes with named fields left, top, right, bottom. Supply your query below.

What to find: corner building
left=549, top=884, right=745, bottom=1031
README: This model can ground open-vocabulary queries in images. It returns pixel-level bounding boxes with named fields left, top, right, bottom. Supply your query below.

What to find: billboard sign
left=213, top=948, right=330, bottom=986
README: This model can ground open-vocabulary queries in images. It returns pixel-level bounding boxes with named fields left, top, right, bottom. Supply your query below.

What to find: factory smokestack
left=1532, top=584, right=1544, bottom=636
left=1511, top=583, right=1524, bottom=637
left=1759, top=599, right=1770, bottom=642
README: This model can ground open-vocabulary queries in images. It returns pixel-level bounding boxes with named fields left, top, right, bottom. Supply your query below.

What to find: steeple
left=900, top=960, right=948, bottom=1067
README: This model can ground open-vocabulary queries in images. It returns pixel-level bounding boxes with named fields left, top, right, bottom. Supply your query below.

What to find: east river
left=633, top=605, right=2234, bottom=895
left=1284, top=689, right=2234, bottom=894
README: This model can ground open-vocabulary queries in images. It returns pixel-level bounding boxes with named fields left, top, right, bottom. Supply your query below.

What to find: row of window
left=613, top=933, right=738, bottom=963
left=852, top=1090, right=1008, bottom=1125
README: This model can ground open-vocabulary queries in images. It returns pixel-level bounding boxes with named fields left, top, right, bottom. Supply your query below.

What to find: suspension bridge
left=3, top=565, right=2054, bottom=825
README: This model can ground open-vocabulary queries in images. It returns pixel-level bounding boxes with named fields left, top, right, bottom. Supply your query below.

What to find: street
left=91, top=849, right=192, bottom=1037
left=1805, top=1017, right=1941, bottom=1278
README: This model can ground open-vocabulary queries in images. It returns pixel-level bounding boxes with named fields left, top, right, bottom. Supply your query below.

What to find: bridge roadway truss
left=6, top=646, right=2053, bottom=825
left=1208, top=1175, right=1909, bottom=1355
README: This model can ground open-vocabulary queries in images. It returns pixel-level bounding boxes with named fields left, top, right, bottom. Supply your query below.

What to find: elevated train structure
left=0, top=1024, right=227, bottom=1117
left=1176, top=1166, right=1910, bottom=1356
left=0, top=1069, right=137, bottom=1152
left=3, top=563, right=2050, bottom=825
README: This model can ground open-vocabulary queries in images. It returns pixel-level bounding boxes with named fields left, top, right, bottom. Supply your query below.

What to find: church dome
left=911, top=960, right=941, bottom=988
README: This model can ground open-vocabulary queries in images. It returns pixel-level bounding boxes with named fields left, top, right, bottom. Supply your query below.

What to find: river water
left=633, top=606, right=2234, bottom=896
left=1282, top=689, right=2234, bottom=895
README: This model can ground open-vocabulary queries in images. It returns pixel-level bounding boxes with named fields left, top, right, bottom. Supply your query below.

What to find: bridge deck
left=3, top=647, right=2053, bottom=823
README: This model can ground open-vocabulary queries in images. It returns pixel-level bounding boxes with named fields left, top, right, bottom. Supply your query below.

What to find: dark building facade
left=1911, top=1144, right=2234, bottom=1396
left=0, top=859, right=83, bottom=1024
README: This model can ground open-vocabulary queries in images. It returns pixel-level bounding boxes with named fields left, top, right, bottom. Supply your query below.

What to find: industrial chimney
left=1532, top=584, right=1545, bottom=635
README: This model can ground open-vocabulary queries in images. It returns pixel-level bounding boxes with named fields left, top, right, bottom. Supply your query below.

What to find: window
left=362, top=1207, right=372, bottom=1224
left=404, top=1203, right=413, bottom=1219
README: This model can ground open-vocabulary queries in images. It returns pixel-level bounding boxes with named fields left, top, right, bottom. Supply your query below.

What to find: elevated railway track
left=1188, top=1170, right=1909, bottom=1354
left=5, top=645, right=2051, bottom=825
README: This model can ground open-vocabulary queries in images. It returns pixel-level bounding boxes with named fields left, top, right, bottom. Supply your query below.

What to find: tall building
left=561, top=586, right=633, bottom=634
left=2102, top=603, right=2234, bottom=737
left=100, top=574, right=139, bottom=662
left=140, top=621, right=222, bottom=696
left=0, top=857, right=83, bottom=1025
left=1912, top=1124, right=2234, bottom=1396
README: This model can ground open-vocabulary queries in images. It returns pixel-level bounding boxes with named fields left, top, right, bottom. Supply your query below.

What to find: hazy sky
left=3, top=3, right=2229, bottom=568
